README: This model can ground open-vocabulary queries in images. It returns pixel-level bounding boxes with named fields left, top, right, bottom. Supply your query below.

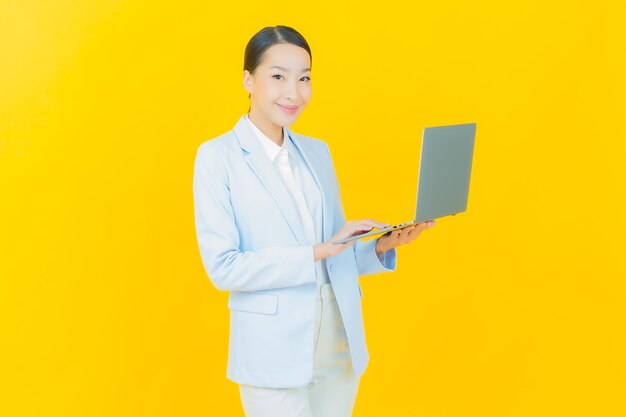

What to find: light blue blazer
left=193, top=114, right=397, bottom=388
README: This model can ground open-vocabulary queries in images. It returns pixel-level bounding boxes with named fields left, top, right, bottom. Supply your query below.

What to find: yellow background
left=1, top=0, right=625, bottom=416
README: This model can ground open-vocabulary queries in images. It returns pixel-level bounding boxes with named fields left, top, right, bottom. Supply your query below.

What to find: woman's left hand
left=375, top=220, right=437, bottom=255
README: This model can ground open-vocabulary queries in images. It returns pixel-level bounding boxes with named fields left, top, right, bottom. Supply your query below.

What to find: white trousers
left=239, top=282, right=360, bottom=417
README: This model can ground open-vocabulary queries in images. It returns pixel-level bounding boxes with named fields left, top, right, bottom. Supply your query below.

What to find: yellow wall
left=1, top=1, right=625, bottom=416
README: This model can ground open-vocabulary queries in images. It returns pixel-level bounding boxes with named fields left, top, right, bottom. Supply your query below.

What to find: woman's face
left=243, top=43, right=312, bottom=128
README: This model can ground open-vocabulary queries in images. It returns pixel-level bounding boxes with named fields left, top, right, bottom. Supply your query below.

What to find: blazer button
left=329, top=264, right=335, bottom=273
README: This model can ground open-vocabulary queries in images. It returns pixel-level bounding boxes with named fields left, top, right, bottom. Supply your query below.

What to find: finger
left=393, top=225, right=413, bottom=234
left=398, top=225, right=417, bottom=236
left=404, top=226, right=419, bottom=237
left=348, top=228, right=371, bottom=237
left=360, top=219, right=390, bottom=229
left=420, top=221, right=435, bottom=231
left=405, top=222, right=433, bottom=240
left=351, top=223, right=377, bottom=233
left=399, top=225, right=419, bottom=238
left=405, top=228, right=421, bottom=241
left=349, top=225, right=379, bottom=236
left=397, top=228, right=414, bottom=241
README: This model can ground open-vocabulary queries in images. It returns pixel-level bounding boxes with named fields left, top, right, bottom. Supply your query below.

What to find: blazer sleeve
left=354, top=238, right=397, bottom=275
left=193, top=143, right=317, bottom=292
left=323, top=143, right=397, bottom=276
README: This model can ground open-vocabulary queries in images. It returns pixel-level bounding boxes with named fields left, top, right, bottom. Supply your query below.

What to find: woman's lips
left=276, top=103, right=298, bottom=114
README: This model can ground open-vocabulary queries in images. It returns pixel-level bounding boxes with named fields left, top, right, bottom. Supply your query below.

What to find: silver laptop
left=333, top=123, right=477, bottom=245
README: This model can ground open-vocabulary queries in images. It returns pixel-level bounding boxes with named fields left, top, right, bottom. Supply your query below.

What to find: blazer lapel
left=285, top=127, right=335, bottom=242
left=233, top=115, right=309, bottom=246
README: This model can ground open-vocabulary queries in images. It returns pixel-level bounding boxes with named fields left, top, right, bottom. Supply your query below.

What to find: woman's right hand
left=313, top=219, right=389, bottom=261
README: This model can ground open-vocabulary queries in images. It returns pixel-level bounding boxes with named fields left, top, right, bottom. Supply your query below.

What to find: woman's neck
left=247, top=110, right=284, bottom=146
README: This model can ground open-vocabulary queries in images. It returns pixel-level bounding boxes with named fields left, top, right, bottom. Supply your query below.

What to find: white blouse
left=244, top=115, right=331, bottom=285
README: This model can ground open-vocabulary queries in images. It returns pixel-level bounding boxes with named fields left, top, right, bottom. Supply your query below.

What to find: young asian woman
left=193, top=25, right=436, bottom=417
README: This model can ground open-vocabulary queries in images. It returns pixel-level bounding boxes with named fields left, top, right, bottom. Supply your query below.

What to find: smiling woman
left=243, top=29, right=313, bottom=143
left=192, top=25, right=434, bottom=417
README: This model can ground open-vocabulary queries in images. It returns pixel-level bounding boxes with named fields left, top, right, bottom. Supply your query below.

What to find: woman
left=193, top=25, right=436, bottom=417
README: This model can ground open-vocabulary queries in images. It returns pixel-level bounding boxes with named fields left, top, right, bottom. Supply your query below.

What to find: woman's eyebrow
left=269, top=65, right=311, bottom=73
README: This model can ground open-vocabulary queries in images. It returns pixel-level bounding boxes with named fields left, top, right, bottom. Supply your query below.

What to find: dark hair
left=244, top=25, right=312, bottom=75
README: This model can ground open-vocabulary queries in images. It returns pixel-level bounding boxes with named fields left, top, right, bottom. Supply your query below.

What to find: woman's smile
left=276, top=103, right=299, bottom=114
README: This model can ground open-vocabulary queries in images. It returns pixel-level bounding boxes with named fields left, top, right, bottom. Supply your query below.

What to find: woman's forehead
left=259, top=44, right=311, bottom=71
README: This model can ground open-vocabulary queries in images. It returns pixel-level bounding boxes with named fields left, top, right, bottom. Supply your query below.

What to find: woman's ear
left=243, top=70, right=253, bottom=95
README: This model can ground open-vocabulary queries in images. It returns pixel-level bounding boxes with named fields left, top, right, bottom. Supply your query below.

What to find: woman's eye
left=300, top=76, right=311, bottom=82
left=272, top=74, right=283, bottom=80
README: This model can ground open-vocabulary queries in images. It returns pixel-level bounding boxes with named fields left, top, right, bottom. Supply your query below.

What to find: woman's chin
left=272, top=113, right=299, bottom=127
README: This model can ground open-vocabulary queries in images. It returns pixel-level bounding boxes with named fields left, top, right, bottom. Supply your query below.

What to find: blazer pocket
left=228, top=292, right=279, bottom=315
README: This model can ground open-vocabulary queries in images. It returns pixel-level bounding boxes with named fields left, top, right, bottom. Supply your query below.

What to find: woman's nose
left=284, top=83, right=298, bottom=102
